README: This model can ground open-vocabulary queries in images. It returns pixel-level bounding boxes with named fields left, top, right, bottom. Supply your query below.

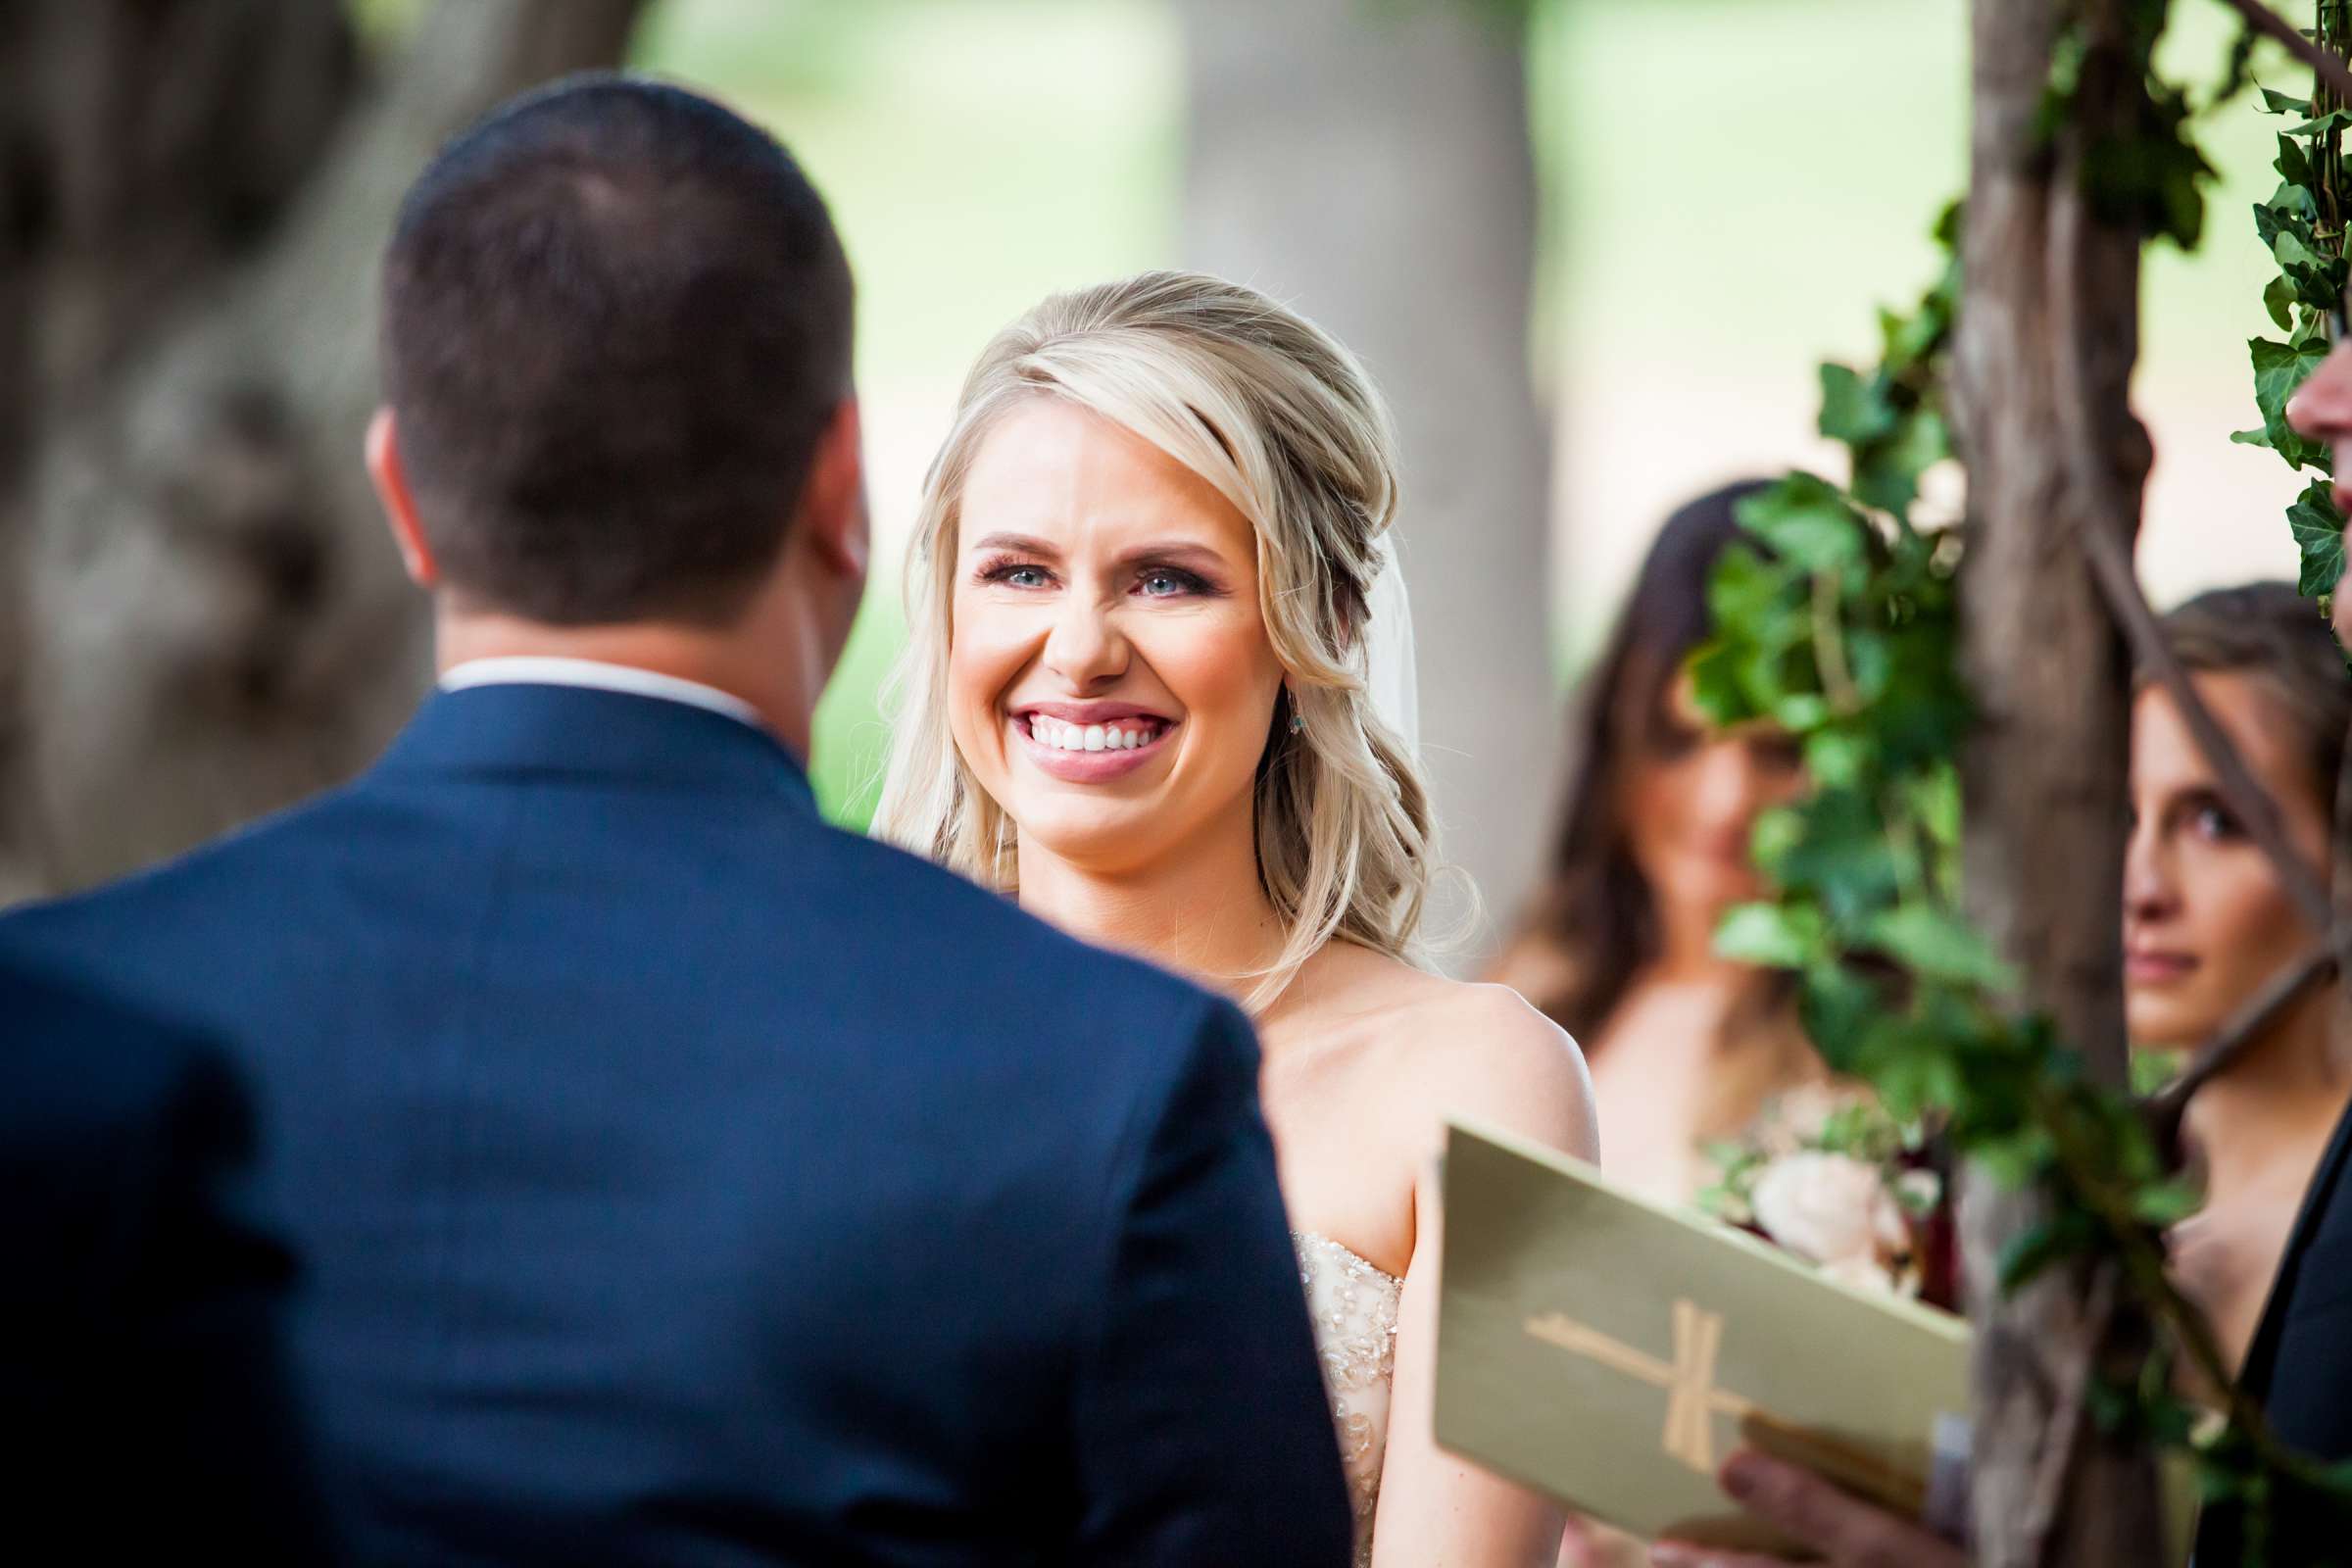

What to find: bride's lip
left=1009, top=713, right=1175, bottom=783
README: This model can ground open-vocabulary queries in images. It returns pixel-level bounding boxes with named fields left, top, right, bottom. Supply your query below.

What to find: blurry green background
left=580, top=0, right=2298, bottom=824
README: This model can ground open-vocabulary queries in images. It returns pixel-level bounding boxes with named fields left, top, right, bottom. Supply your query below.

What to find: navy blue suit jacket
left=0, top=684, right=1351, bottom=1567
left=2, top=960, right=341, bottom=1561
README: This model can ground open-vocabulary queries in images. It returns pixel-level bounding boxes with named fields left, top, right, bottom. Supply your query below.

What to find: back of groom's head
left=380, top=74, right=854, bottom=626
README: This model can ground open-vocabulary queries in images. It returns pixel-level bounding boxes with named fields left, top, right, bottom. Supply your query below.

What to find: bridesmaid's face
left=1620, top=673, right=1806, bottom=929
left=946, top=399, right=1285, bottom=878
left=2124, top=676, right=2331, bottom=1048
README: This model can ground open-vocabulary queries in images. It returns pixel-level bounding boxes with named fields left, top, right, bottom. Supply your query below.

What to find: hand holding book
left=1645, top=1448, right=1965, bottom=1568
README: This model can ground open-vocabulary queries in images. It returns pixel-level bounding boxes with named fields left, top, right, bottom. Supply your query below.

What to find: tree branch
left=2148, top=944, right=2335, bottom=1142
left=2221, top=0, right=2352, bottom=106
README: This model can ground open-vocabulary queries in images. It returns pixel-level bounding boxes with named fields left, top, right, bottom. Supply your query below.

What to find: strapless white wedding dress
left=1295, top=1232, right=1403, bottom=1567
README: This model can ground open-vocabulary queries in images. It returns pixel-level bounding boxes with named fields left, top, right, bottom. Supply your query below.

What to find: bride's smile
left=947, top=397, right=1283, bottom=873
left=1012, top=703, right=1176, bottom=780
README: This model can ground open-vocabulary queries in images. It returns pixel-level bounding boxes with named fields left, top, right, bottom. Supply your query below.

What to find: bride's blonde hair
left=872, top=270, right=1435, bottom=1010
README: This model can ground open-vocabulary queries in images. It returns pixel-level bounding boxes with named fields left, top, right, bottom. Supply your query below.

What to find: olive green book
left=1434, top=1118, right=1973, bottom=1553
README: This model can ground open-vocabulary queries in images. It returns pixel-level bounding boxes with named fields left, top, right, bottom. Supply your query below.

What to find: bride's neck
left=1015, top=802, right=1285, bottom=1005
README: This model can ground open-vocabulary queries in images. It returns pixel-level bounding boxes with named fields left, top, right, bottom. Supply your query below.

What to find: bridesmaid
left=2129, top=581, right=2352, bottom=1373
left=1494, top=483, right=1823, bottom=1204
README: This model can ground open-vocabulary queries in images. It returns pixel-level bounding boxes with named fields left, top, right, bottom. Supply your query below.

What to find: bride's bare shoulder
left=1321, top=948, right=1598, bottom=1159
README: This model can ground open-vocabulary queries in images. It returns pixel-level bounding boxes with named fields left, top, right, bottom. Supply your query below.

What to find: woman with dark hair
left=1659, top=581, right=2352, bottom=1565
left=1494, top=482, right=1822, bottom=1204
left=2128, top=580, right=2352, bottom=1374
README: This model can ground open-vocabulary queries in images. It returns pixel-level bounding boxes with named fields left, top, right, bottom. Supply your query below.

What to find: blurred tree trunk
left=1950, top=0, right=2163, bottom=1560
left=0, top=0, right=646, bottom=903
left=1175, top=0, right=1555, bottom=970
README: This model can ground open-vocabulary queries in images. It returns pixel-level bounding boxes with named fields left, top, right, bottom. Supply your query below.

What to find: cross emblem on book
left=1525, top=1298, right=1756, bottom=1473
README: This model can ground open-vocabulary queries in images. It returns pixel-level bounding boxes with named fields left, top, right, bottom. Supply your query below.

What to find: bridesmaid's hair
left=1502, top=480, right=1780, bottom=1042
left=2150, top=582, right=2352, bottom=811
left=873, top=270, right=1434, bottom=1010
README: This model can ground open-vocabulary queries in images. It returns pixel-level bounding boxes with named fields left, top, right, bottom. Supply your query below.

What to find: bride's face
left=947, top=398, right=1286, bottom=877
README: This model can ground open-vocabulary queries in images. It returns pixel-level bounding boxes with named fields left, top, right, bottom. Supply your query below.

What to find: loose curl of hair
left=872, top=270, right=1435, bottom=1010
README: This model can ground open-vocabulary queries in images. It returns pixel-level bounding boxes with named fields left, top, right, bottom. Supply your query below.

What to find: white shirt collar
left=438, top=656, right=764, bottom=731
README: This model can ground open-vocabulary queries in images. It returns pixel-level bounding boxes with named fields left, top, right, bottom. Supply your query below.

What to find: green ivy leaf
left=1704, top=542, right=1795, bottom=627
left=1862, top=904, right=2017, bottom=991
left=2260, top=87, right=2309, bottom=116
left=1793, top=960, right=1883, bottom=1075
left=1772, top=691, right=1833, bottom=733
left=2282, top=109, right=2352, bottom=139
left=1863, top=1034, right=1967, bottom=1124
left=2255, top=184, right=2319, bottom=256
left=2132, top=1177, right=2206, bottom=1228
left=1973, top=1125, right=2059, bottom=1189
left=2277, top=133, right=2313, bottom=187
left=1852, top=409, right=1950, bottom=517
left=1748, top=807, right=1805, bottom=872
left=1908, top=763, right=1963, bottom=849
left=1800, top=728, right=1872, bottom=789
left=1713, top=902, right=1824, bottom=970
left=2252, top=335, right=2326, bottom=411
left=2274, top=229, right=2327, bottom=270
left=1776, top=790, right=1905, bottom=923
left=2287, top=480, right=2347, bottom=599
left=1684, top=638, right=1754, bottom=729
left=1736, top=476, right=1869, bottom=572
left=2265, top=274, right=2296, bottom=331
left=1819, top=363, right=1897, bottom=446
left=2251, top=335, right=2331, bottom=467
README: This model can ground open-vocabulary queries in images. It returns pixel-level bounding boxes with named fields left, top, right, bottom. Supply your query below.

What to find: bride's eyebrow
left=966, top=531, right=1058, bottom=559
left=1110, top=541, right=1230, bottom=574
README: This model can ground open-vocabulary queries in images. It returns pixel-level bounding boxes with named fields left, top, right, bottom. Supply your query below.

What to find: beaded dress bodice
left=1293, top=1232, right=1403, bottom=1567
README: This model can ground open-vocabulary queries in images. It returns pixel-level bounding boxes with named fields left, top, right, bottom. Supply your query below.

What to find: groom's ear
left=366, top=408, right=439, bottom=590
left=793, top=396, right=868, bottom=582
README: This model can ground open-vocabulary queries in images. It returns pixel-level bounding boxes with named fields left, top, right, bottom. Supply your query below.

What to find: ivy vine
left=2238, top=3, right=2350, bottom=603
left=1687, top=3, right=2352, bottom=1555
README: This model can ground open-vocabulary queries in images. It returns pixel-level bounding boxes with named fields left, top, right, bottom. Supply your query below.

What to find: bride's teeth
left=1023, top=716, right=1168, bottom=753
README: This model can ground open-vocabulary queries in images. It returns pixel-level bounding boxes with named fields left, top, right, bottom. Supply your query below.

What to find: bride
left=876, top=270, right=1598, bottom=1565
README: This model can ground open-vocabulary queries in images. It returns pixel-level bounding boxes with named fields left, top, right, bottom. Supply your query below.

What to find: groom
left=0, top=75, right=1350, bottom=1565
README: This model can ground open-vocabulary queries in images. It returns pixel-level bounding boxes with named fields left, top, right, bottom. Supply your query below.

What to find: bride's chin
left=1007, top=811, right=1165, bottom=876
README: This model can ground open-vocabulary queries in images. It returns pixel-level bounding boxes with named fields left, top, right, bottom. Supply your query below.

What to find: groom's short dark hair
left=381, top=74, right=853, bottom=625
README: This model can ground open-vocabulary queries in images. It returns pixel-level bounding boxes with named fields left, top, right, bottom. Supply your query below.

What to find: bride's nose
left=1041, top=594, right=1129, bottom=690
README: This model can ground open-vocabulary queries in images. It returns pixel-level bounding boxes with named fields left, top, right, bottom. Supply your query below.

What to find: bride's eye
left=978, top=560, right=1054, bottom=590
left=1137, top=566, right=1212, bottom=599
